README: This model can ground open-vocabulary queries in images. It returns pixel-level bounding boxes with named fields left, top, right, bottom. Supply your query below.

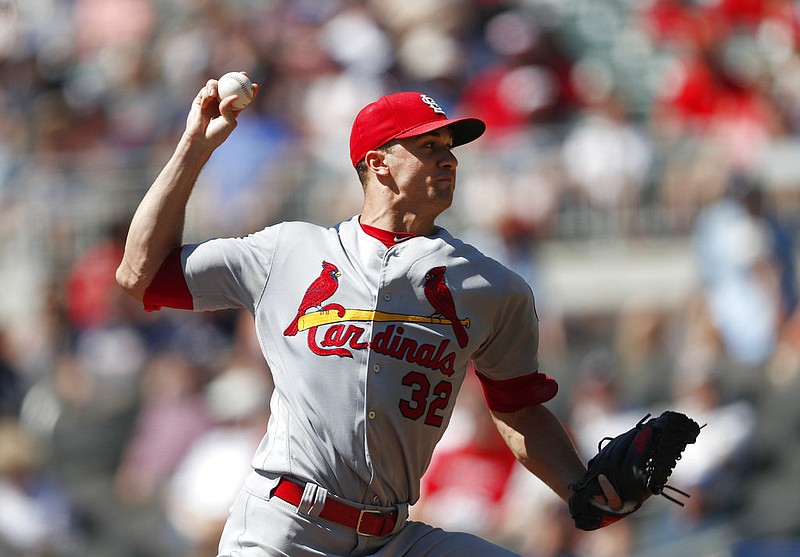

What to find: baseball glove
left=568, top=411, right=701, bottom=531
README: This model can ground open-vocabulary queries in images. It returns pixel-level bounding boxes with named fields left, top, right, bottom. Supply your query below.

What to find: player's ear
left=364, top=149, right=390, bottom=177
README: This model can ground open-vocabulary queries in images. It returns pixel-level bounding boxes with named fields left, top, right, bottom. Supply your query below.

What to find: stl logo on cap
left=419, top=94, right=446, bottom=115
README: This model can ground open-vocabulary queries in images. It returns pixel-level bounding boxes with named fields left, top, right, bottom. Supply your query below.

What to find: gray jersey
left=181, top=216, right=541, bottom=506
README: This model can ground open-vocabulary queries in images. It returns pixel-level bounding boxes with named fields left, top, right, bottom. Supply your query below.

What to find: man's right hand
left=184, top=74, right=259, bottom=152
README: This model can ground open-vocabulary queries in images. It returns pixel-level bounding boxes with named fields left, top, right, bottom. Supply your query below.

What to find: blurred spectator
left=163, top=365, right=271, bottom=557
left=64, top=221, right=127, bottom=331
left=613, top=300, right=676, bottom=405
left=560, top=94, right=653, bottom=211
left=114, top=352, right=213, bottom=506
left=0, top=417, right=80, bottom=556
left=737, top=176, right=799, bottom=320
left=690, top=174, right=784, bottom=369
left=17, top=349, right=145, bottom=555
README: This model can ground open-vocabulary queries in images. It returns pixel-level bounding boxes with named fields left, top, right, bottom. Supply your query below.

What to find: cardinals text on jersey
left=284, top=261, right=469, bottom=375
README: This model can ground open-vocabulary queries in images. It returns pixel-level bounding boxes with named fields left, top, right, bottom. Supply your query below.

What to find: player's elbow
left=115, top=260, right=148, bottom=301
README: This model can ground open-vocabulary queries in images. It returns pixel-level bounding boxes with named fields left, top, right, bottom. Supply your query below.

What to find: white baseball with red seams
left=217, top=71, right=254, bottom=110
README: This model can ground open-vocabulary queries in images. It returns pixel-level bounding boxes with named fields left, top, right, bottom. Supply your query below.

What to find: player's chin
left=432, top=179, right=455, bottom=196
left=430, top=186, right=454, bottom=206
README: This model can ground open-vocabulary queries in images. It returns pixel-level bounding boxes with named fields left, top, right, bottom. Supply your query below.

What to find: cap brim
left=394, top=117, right=486, bottom=147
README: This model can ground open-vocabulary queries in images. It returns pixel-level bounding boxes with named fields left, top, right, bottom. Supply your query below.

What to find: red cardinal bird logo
left=284, top=261, right=342, bottom=336
left=423, top=266, right=468, bottom=348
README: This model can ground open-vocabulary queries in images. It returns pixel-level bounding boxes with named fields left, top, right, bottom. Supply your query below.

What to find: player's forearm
left=492, top=404, right=586, bottom=502
left=116, top=135, right=213, bottom=300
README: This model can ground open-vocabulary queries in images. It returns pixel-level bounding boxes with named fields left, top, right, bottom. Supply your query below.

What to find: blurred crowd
left=3, top=0, right=800, bottom=556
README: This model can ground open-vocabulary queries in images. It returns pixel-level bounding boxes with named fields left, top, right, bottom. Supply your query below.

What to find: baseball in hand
left=217, top=72, right=255, bottom=110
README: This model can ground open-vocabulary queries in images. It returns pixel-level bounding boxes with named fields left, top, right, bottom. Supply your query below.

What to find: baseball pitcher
left=117, top=78, right=696, bottom=556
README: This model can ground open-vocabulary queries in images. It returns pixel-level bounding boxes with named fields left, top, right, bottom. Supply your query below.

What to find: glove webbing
left=599, top=412, right=699, bottom=506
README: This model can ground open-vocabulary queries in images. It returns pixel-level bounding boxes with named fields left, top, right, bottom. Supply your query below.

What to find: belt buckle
left=356, top=509, right=383, bottom=537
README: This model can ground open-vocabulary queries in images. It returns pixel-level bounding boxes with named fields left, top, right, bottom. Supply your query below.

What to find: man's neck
left=359, top=207, right=436, bottom=238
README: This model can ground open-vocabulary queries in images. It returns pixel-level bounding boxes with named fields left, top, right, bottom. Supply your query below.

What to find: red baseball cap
left=349, top=92, right=486, bottom=167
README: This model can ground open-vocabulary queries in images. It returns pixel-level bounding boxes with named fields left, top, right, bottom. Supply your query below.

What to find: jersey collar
left=359, top=222, right=416, bottom=248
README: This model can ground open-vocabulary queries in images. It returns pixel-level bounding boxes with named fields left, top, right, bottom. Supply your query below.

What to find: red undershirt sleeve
left=475, top=369, right=559, bottom=413
left=142, top=247, right=193, bottom=312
